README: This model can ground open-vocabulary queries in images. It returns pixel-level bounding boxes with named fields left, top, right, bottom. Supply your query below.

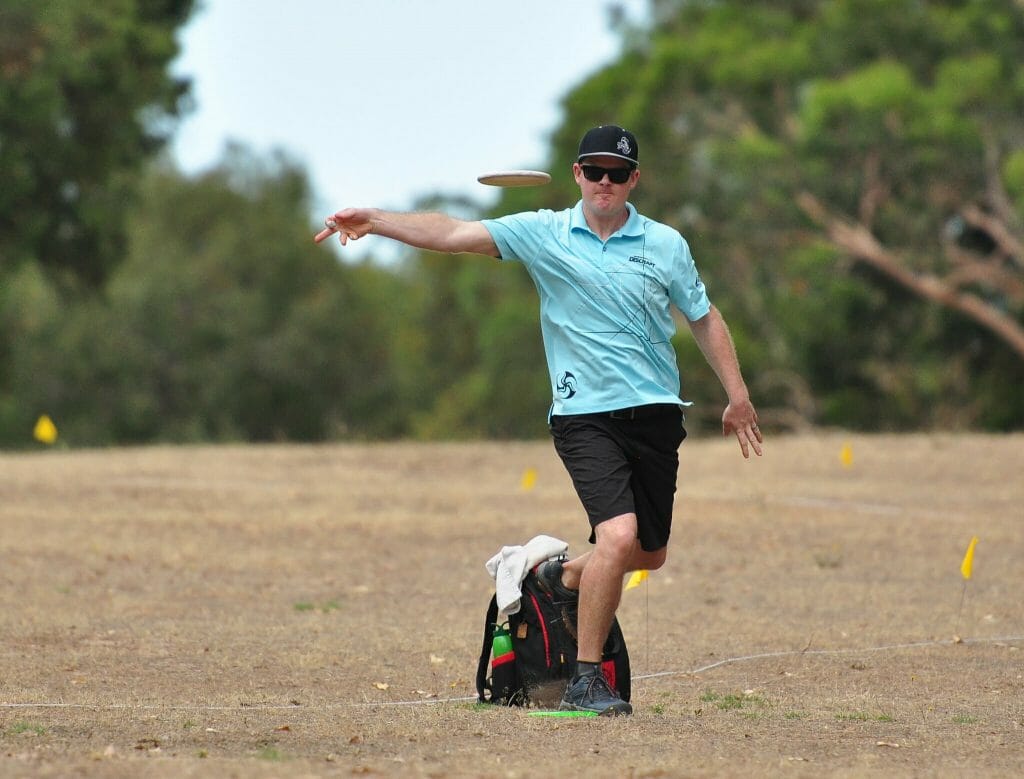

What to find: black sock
left=574, top=660, right=600, bottom=679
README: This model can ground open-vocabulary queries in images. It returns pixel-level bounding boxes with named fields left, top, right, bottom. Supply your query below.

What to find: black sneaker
left=559, top=672, right=632, bottom=716
left=534, top=559, right=579, bottom=634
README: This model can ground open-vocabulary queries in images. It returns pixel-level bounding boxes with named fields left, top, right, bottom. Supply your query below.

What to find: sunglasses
left=580, top=164, right=633, bottom=184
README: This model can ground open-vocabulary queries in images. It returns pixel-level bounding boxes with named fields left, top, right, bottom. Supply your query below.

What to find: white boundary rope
left=634, top=634, right=1024, bottom=679
left=3, top=635, right=1020, bottom=712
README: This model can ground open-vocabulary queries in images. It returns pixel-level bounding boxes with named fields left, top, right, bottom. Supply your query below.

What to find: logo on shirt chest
left=628, top=255, right=655, bottom=268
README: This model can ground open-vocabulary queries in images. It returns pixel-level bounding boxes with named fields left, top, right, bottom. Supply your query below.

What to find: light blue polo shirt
left=482, top=201, right=711, bottom=417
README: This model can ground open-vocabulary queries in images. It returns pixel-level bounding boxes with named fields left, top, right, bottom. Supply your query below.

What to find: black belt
left=604, top=404, right=678, bottom=420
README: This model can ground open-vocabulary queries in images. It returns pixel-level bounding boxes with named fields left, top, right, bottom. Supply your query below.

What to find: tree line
left=2, top=0, right=1022, bottom=447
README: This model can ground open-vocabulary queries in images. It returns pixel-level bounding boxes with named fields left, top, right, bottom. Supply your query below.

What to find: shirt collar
left=569, top=201, right=644, bottom=239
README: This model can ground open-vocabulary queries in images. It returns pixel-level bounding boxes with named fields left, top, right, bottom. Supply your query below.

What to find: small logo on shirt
left=556, top=371, right=577, bottom=399
left=629, top=255, right=654, bottom=268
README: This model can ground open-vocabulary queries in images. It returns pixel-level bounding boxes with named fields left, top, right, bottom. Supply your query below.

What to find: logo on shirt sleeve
left=556, top=371, right=577, bottom=399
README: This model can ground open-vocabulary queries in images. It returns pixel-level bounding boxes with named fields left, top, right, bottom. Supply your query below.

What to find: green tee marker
left=527, top=710, right=598, bottom=718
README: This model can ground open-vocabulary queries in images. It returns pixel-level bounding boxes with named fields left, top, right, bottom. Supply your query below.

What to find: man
left=315, top=125, right=763, bottom=716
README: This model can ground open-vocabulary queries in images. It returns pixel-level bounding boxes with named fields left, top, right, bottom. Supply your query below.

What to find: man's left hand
left=723, top=400, right=763, bottom=459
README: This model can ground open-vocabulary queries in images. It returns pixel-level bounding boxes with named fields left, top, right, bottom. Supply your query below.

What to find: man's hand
left=313, top=208, right=377, bottom=245
left=722, top=398, right=763, bottom=459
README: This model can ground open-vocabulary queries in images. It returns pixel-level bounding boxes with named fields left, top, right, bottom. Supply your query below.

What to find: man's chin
left=590, top=197, right=619, bottom=214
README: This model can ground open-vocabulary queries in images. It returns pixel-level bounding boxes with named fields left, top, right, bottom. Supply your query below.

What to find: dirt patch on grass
left=2, top=434, right=1022, bottom=777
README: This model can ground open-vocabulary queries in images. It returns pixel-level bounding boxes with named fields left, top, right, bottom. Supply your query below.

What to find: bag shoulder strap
left=475, top=594, right=500, bottom=703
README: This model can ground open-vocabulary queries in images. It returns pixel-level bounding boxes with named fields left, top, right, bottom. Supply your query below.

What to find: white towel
left=485, top=534, right=569, bottom=619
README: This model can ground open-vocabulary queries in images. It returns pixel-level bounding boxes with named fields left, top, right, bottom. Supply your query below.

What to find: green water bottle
left=492, top=624, right=515, bottom=668
left=490, top=623, right=517, bottom=703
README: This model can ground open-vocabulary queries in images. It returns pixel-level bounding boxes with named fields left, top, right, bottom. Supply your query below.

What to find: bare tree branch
left=960, top=203, right=1024, bottom=269
left=797, top=192, right=1024, bottom=360
left=943, top=243, right=1024, bottom=303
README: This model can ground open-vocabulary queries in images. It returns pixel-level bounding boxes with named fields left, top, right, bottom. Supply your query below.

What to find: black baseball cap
left=577, top=125, right=639, bottom=168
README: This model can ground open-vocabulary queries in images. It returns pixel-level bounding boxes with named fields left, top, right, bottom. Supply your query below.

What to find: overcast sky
left=169, top=0, right=648, bottom=257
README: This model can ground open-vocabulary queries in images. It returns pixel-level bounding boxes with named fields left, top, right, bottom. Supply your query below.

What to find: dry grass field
left=1, top=433, right=1022, bottom=778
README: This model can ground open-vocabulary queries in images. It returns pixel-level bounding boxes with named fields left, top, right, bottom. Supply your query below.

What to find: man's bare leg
left=554, top=515, right=668, bottom=715
left=572, top=514, right=667, bottom=662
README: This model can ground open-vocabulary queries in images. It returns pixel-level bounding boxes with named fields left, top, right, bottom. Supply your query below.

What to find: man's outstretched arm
left=314, top=207, right=499, bottom=257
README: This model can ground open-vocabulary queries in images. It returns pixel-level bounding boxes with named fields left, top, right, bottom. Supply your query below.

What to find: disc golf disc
left=477, top=170, right=551, bottom=187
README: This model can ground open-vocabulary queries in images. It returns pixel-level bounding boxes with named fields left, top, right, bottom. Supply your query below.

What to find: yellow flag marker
left=625, top=569, right=648, bottom=591
left=839, top=442, right=853, bottom=468
left=33, top=415, right=58, bottom=445
left=626, top=569, right=653, bottom=669
left=954, top=536, right=980, bottom=639
left=960, top=536, right=979, bottom=580
left=520, top=467, right=537, bottom=491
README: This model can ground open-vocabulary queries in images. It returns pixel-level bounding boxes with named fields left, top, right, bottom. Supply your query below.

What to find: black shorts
left=549, top=404, right=686, bottom=552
